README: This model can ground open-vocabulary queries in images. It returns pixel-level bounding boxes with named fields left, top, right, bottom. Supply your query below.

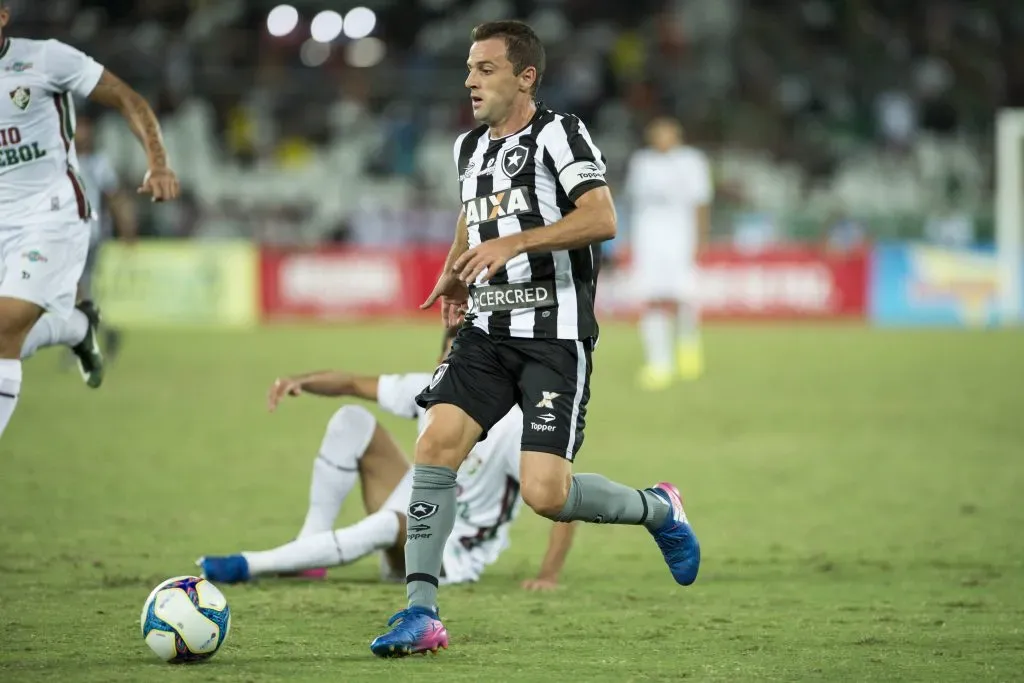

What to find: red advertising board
left=599, top=246, right=868, bottom=320
left=260, top=247, right=447, bottom=320
left=260, top=246, right=867, bottom=321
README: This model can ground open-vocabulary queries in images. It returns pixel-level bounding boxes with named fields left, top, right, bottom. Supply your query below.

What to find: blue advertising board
left=870, top=243, right=1023, bottom=327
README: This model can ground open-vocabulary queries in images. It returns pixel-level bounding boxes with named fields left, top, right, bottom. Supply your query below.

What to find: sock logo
left=408, top=501, right=439, bottom=521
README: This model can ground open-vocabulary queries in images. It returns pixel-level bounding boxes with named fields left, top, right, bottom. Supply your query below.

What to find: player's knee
left=326, top=404, right=376, bottom=438
left=521, top=473, right=571, bottom=519
left=321, top=404, right=376, bottom=457
left=414, top=426, right=466, bottom=470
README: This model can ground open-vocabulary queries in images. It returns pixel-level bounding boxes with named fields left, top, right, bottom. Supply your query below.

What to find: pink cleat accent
left=654, top=482, right=687, bottom=522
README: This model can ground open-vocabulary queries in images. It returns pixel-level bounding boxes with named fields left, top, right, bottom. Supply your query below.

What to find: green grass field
left=1, top=323, right=1022, bottom=682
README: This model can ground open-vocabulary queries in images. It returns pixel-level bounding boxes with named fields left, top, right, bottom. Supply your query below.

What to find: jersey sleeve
left=376, top=373, right=432, bottom=419
left=43, top=39, right=105, bottom=99
left=549, top=115, right=608, bottom=203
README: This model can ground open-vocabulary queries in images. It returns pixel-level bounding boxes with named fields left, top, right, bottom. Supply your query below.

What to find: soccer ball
left=140, top=575, right=231, bottom=663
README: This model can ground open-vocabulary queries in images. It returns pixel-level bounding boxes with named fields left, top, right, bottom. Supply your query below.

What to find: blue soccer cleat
left=370, top=606, right=449, bottom=658
left=196, top=554, right=251, bottom=584
left=647, top=482, right=701, bottom=585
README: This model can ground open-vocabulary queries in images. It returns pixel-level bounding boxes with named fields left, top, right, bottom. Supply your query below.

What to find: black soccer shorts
left=415, top=326, right=593, bottom=460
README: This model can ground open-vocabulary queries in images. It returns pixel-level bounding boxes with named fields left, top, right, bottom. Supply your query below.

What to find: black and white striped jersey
left=454, top=107, right=608, bottom=342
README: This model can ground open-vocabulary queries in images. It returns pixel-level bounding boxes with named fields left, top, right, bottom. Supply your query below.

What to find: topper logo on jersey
left=500, top=144, right=530, bottom=177
left=463, top=187, right=532, bottom=226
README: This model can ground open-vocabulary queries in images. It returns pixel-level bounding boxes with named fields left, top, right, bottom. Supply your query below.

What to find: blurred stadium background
left=2, top=2, right=1023, bottom=681
left=7, top=0, right=1024, bottom=327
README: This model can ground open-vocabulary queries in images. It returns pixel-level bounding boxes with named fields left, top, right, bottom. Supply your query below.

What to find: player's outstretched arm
left=422, top=210, right=470, bottom=326
left=454, top=187, right=616, bottom=285
left=521, top=522, right=578, bottom=591
left=267, top=371, right=380, bottom=412
left=87, top=70, right=180, bottom=202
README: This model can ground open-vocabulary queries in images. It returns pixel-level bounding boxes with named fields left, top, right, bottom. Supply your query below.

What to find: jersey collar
left=0, top=38, right=10, bottom=62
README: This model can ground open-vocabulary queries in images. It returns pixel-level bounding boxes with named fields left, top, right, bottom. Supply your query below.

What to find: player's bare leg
left=639, top=298, right=677, bottom=390
left=676, top=299, right=703, bottom=380
left=0, top=297, right=43, bottom=441
left=198, top=406, right=410, bottom=582
left=523, top=450, right=700, bottom=586
left=370, top=403, right=480, bottom=657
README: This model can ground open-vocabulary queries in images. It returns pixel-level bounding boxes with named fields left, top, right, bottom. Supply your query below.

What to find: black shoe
left=71, top=300, right=104, bottom=388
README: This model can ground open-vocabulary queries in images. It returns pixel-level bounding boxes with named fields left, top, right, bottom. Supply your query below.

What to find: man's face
left=647, top=120, right=681, bottom=152
left=0, top=8, right=10, bottom=39
left=465, top=38, right=527, bottom=125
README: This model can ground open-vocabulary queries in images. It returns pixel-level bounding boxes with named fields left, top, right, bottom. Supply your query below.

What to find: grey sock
left=553, top=474, right=670, bottom=531
left=405, top=464, right=458, bottom=609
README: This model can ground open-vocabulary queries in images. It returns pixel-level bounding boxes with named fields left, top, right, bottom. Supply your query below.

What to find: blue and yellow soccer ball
left=140, top=575, right=231, bottom=663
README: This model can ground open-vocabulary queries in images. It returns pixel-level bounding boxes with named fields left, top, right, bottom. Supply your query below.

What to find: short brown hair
left=471, top=20, right=545, bottom=95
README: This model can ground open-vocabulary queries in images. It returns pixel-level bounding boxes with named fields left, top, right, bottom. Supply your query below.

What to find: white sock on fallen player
left=0, top=359, right=23, bottom=441
left=640, top=310, right=674, bottom=369
left=20, top=310, right=88, bottom=359
left=244, top=509, right=400, bottom=575
left=296, top=405, right=377, bottom=538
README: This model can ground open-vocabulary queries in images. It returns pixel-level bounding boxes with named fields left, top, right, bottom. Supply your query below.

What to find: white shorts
left=633, top=251, right=698, bottom=301
left=378, top=469, right=495, bottom=585
left=0, top=221, right=90, bottom=318
left=632, top=228, right=698, bottom=301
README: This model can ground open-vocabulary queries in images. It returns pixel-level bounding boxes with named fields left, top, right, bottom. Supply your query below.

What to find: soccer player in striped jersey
left=197, top=328, right=577, bottom=592
left=0, top=1, right=178, bottom=442
left=370, top=20, right=701, bottom=658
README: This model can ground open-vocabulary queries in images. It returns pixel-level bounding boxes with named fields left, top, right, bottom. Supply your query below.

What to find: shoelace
left=386, top=609, right=411, bottom=627
left=386, top=607, right=437, bottom=628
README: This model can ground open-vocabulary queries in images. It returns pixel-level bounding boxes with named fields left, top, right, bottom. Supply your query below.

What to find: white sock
left=677, top=303, right=700, bottom=345
left=21, top=310, right=89, bottom=359
left=0, top=359, right=23, bottom=442
left=296, top=405, right=377, bottom=538
left=245, top=510, right=400, bottom=575
left=640, top=310, right=673, bottom=369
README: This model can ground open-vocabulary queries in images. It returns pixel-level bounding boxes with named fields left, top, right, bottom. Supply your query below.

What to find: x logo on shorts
left=536, top=391, right=559, bottom=409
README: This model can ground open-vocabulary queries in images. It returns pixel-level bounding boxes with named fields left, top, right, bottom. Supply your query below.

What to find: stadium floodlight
left=346, top=37, right=386, bottom=68
left=343, top=7, right=377, bottom=39
left=300, top=39, right=331, bottom=67
left=311, top=10, right=344, bottom=43
left=266, top=4, right=299, bottom=37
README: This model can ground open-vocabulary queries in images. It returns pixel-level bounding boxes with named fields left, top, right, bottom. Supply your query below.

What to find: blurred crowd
left=7, top=0, right=1023, bottom=246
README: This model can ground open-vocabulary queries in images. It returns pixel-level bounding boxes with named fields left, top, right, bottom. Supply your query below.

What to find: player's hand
left=421, top=273, right=469, bottom=328
left=267, top=377, right=303, bottom=412
left=138, top=166, right=180, bottom=202
left=453, top=235, right=523, bottom=285
left=441, top=296, right=467, bottom=328
left=521, top=577, right=560, bottom=592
